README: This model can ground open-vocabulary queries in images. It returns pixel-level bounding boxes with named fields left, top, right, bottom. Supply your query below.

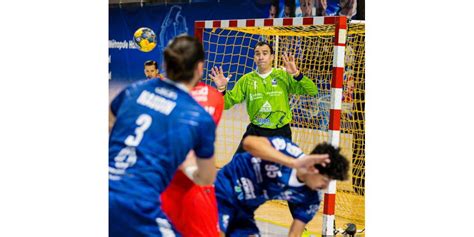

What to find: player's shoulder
left=270, top=68, right=291, bottom=80
left=112, top=79, right=157, bottom=103
left=231, top=150, right=254, bottom=163
left=242, top=71, right=257, bottom=80
left=129, top=78, right=158, bottom=90
left=178, top=92, right=215, bottom=123
left=120, top=79, right=171, bottom=100
left=273, top=68, right=289, bottom=76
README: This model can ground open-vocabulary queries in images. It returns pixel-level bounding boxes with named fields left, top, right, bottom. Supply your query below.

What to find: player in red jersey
left=161, top=81, right=224, bottom=237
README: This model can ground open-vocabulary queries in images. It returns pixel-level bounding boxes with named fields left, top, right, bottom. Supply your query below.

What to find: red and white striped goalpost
left=194, top=16, right=347, bottom=236
left=323, top=16, right=347, bottom=237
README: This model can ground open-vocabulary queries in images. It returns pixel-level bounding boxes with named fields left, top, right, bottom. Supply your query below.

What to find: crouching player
left=215, top=136, right=350, bottom=236
left=160, top=81, right=224, bottom=237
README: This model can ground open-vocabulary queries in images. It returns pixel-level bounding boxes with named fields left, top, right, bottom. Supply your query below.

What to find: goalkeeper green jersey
left=224, top=68, right=318, bottom=129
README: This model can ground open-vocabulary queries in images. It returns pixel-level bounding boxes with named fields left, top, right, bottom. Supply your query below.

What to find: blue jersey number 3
left=110, top=114, right=152, bottom=179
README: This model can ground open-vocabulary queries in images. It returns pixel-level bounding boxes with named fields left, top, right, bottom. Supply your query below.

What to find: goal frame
left=194, top=16, right=348, bottom=237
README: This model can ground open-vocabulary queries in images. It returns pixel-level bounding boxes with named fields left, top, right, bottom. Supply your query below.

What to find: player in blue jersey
left=109, top=35, right=217, bottom=237
left=215, top=136, right=349, bottom=236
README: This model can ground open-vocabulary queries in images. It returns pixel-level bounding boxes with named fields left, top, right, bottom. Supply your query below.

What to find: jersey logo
left=256, top=118, right=270, bottom=125
left=259, top=101, right=272, bottom=113
left=249, top=93, right=263, bottom=101
left=267, top=91, right=283, bottom=97
left=305, top=204, right=320, bottom=216
left=236, top=177, right=256, bottom=200
left=271, top=138, right=286, bottom=150
left=286, top=142, right=303, bottom=157
left=271, top=78, right=277, bottom=86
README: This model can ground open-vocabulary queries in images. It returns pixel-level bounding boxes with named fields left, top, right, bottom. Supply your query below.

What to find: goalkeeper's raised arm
left=209, top=41, right=318, bottom=154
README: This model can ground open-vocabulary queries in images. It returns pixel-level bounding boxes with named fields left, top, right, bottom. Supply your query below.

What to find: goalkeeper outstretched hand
left=282, top=53, right=300, bottom=76
left=209, top=66, right=232, bottom=92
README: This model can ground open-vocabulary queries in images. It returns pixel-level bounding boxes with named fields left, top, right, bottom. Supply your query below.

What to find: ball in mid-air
left=133, top=27, right=157, bottom=52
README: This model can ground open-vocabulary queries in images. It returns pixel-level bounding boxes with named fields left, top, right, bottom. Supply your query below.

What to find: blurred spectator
left=338, top=0, right=357, bottom=18
left=269, top=0, right=280, bottom=18
left=268, top=0, right=296, bottom=18
left=315, top=0, right=357, bottom=19
left=299, top=0, right=315, bottom=17
left=353, top=0, right=364, bottom=20
left=284, top=0, right=296, bottom=17
left=315, top=0, right=326, bottom=16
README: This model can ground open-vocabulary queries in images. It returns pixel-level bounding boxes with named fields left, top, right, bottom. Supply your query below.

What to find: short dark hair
left=144, top=60, right=158, bottom=69
left=164, top=35, right=205, bottom=83
left=254, top=41, right=274, bottom=55
left=270, top=0, right=280, bottom=17
left=284, top=0, right=296, bottom=17
left=311, top=143, right=349, bottom=181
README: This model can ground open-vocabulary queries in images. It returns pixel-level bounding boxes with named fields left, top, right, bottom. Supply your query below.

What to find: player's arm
left=209, top=66, right=232, bottom=92
left=109, top=109, right=116, bottom=132
left=288, top=72, right=318, bottom=96
left=287, top=200, right=319, bottom=236
left=222, top=75, right=247, bottom=109
left=288, top=219, right=306, bottom=237
left=209, top=66, right=246, bottom=109
left=184, top=116, right=218, bottom=186
left=194, top=155, right=216, bottom=185
left=281, top=53, right=318, bottom=96
left=242, top=136, right=330, bottom=171
left=181, top=151, right=217, bottom=185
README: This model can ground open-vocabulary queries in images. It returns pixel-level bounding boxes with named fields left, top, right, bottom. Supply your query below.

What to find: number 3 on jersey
left=113, top=114, right=152, bottom=172
left=124, top=114, right=152, bottom=146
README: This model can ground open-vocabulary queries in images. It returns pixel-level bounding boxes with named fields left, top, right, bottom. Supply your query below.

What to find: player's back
left=109, top=79, right=216, bottom=202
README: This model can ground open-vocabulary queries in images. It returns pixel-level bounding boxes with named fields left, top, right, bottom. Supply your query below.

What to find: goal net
left=196, top=17, right=365, bottom=235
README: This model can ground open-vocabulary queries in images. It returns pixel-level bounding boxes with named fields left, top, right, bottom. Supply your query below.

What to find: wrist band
left=293, top=71, right=304, bottom=81
left=183, top=166, right=198, bottom=180
left=217, top=85, right=226, bottom=92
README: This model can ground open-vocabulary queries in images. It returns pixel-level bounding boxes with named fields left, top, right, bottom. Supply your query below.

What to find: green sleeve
left=224, top=75, right=247, bottom=109
left=288, top=73, right=318, bottom=96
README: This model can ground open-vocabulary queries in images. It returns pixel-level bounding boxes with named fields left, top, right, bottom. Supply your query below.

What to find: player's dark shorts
left=235, top=123, right=292, bottom=153
left=216, top=196, right=261, bottom=237
left=215, top=171, right=260, bottom=237
left=109, top=192, right=181, bottom=237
